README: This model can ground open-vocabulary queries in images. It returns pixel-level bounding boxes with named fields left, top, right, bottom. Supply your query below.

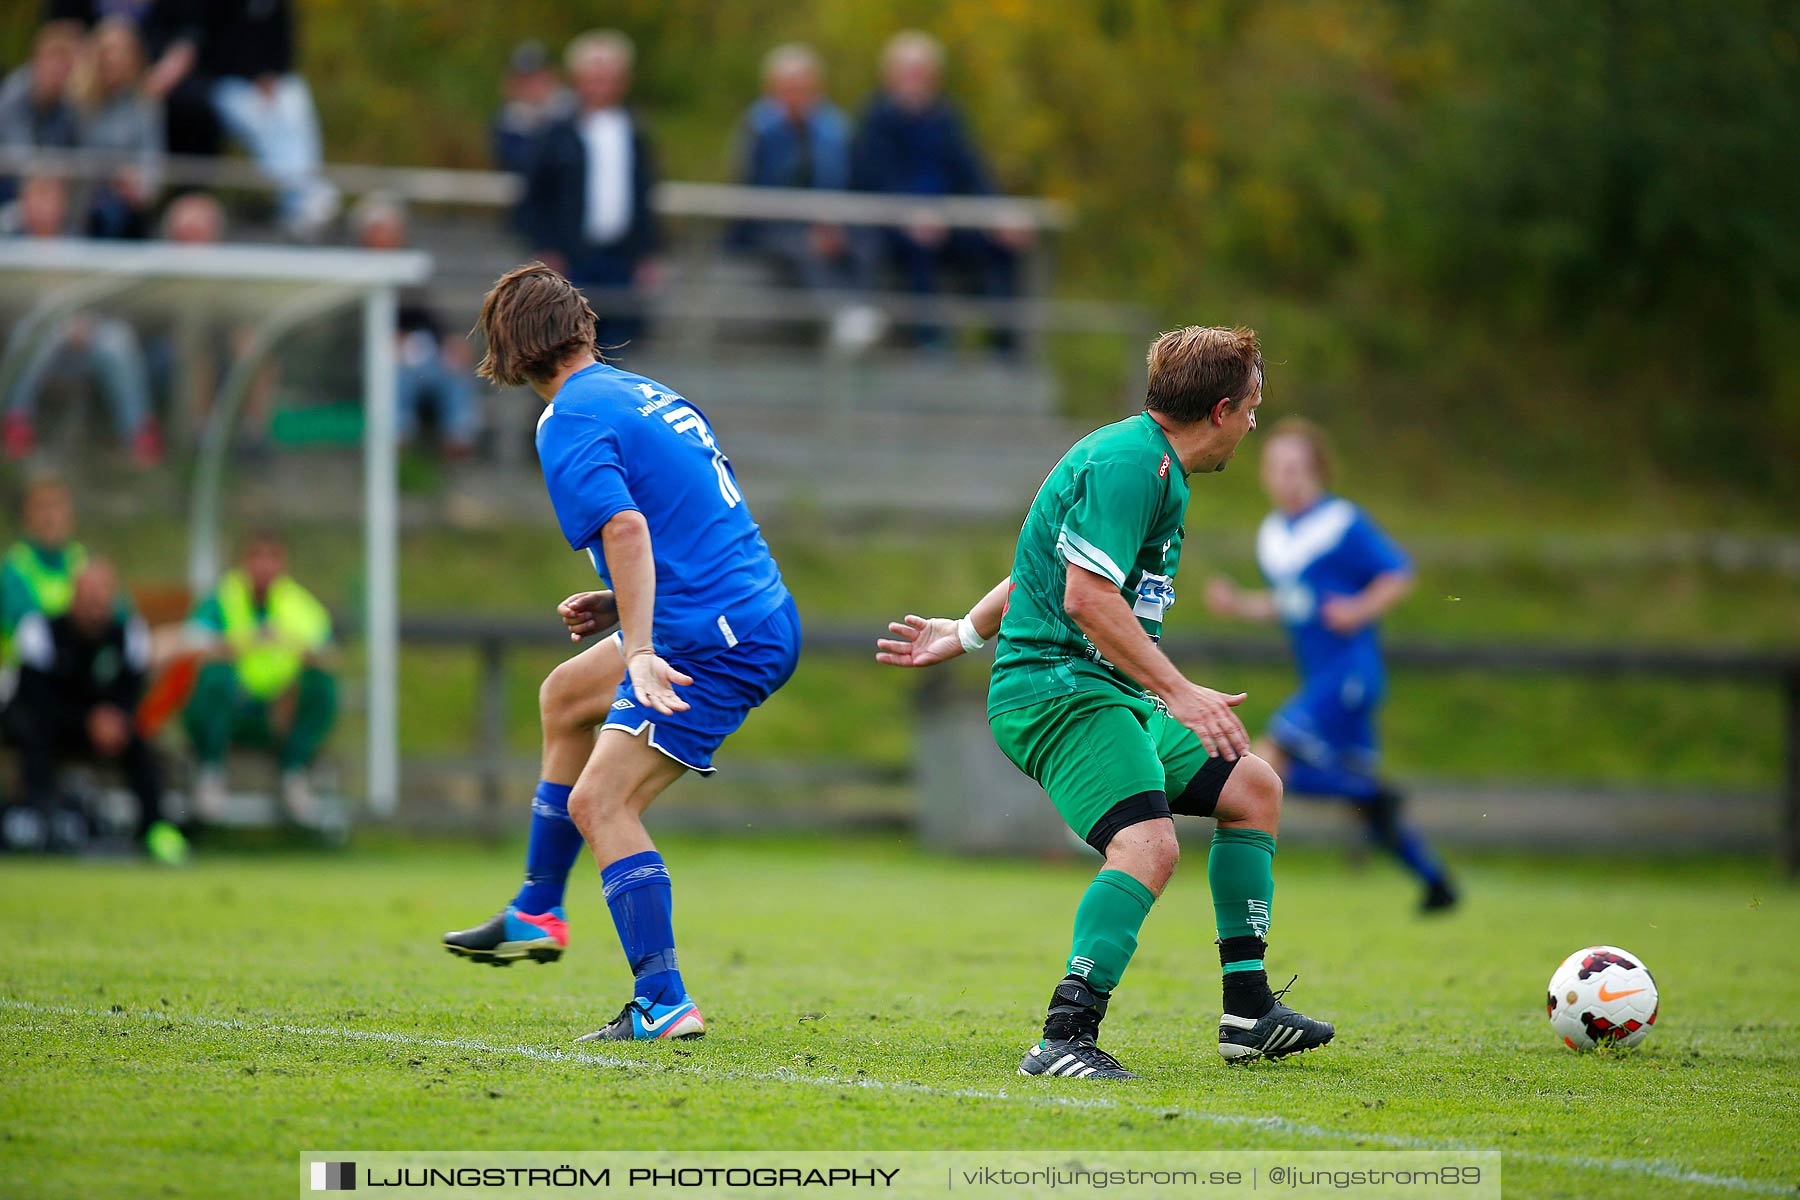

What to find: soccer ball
left=1546, top=945, right=1659, bottom=1050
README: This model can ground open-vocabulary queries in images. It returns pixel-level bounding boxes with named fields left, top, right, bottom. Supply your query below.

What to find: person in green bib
left=877, top=326, right=1335, bottom=1079
left=2, top=475, right=87, bottom=665
left=182, top=531, right=336, bottom=824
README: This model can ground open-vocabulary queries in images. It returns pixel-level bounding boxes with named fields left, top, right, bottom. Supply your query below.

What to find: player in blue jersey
left=1206, top=419, right=1456, bottom=912
left=442, top=264, right=801, bottom=1040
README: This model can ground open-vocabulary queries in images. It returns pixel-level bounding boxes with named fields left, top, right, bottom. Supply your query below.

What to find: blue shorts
left=602, top=594, right=801, bottom=774
left=1268, top=667, right=1383, bottom=777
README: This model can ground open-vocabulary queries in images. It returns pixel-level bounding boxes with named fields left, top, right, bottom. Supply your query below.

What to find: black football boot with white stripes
left=1217, top=977, right=1335, bottom=1062
left=1018, top=975, right=1139, bottom=1080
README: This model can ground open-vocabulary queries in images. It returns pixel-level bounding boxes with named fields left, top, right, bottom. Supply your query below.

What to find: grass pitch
left=2, top=834, right=1796, bottom=1199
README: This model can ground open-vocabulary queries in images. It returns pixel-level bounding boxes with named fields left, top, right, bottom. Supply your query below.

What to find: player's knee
left=1224, top=753, right=1283, bottom=830
left=1105, top=819, right=1180, bottom=892
left=1130, top=821, right=1179, bottom=868
left=1250, top=755, right=1284, bottom=822
left=1148, top=824, right=1181, bottom=877
left=566, top=780, right=622, bottom=829
left=538, top=661, right=583, bottom=730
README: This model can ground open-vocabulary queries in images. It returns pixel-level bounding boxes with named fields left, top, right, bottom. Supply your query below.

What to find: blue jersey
left=1255, top=496, right=1410, bottom=685
left=536, top=363, right=790, bottom=660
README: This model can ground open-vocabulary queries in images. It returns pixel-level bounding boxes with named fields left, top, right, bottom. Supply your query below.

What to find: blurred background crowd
left=1, top=5, right=1043, bottom=468
left=0, top=1, right=1794, bottom=866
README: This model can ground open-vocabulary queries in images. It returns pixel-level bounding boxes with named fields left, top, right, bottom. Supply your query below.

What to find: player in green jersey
left=877, top=326, right=1334, bottom=1078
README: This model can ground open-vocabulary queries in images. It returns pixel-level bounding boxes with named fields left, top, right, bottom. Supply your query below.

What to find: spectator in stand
left=4, top=558, right=187, bottom=863
left=1, top=175, right=162, bottom=465
left=0, top=477, right=76, bottom=836
left=492, top=40, right=572, bottom=175
left=182, top=531, right=335, bottom=826
left=42, top=0, right=225, bottom=157
left=75, top=17, right=165, bottom=239
left=492, top=39, right=572, bottom=241
left=852, top=31, right=1028, bottom=349
left=161, top=186, right=222, bottom=244
left=0, top=22, right=82, bottom=201
left=518, top=30, right=661, bottom=352
left=352, top=192, right=481, bottom=459
left=156, top=191, right=279, bottom=450
left=197, top=0, right=337, bottom=238
left=1, top=474, right=86, bottom=669
left=0, top=171, right=69, bottom=237
left=735, top=42, right=880, bottom=316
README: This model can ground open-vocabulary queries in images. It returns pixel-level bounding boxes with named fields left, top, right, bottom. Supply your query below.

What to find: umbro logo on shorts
left=611, top=698, right=634, bottom=710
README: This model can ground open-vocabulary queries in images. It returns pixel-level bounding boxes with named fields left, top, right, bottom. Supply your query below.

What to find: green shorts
left=988, top=690, right=1236, bottom=851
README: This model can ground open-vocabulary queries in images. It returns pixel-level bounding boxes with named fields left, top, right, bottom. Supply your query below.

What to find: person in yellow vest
left=2, top=475, right=87, bottom=665
left=182, top=531, right=336, bottom=824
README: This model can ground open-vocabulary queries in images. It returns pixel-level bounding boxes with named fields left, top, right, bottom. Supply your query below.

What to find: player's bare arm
left=1319, top=569, right=1414, bottom=634
left=875, top=576, right=1010, bottom=668
left=1204, top=576, right=1278, bottom=622
left=557, top=589, right=619, bottom=641
left=1064, top=563, right=1249, bottom=761
left=600, top=511, right=692, bottom=715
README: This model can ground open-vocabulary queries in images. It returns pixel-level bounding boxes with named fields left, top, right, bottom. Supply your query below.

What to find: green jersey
left=988, top=412, right=1189, bottom=717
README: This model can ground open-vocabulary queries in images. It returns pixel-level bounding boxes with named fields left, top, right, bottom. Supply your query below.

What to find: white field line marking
left=1, top=998, right=1788, bottom=1196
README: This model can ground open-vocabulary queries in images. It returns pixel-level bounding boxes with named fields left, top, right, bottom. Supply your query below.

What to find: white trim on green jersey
left=1056, top=527, right=1128, bottom=587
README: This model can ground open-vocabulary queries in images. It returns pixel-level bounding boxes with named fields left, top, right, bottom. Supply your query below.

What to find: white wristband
left=956, top=615, right=987, bottom=653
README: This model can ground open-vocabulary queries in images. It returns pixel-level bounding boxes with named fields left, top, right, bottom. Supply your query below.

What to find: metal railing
left=397, top=615, right=1800, bottom=873
left=4, top=146, right=1152, bottom=419
left=2, top=147, right=1070, bottom=232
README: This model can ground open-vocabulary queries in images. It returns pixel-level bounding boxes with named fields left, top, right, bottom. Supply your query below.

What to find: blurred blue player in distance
left=1206, top=419, right=1456, bottom=912
left=443, top=263, right=801, bottom=1040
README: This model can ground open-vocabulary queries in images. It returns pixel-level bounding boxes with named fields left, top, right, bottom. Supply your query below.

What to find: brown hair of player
left=472, top=262, right=603, bottom=388
left=1143, top=325, right=1263, bottom=425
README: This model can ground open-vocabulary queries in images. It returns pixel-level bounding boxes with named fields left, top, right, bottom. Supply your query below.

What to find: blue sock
left=511, top=781, right=583, bottom=913
left=600, top=850, right=686, bottom=1005
left=1390, top=823, right=1448, bottom=887
left=1284, top=761, right=1449, bottom=888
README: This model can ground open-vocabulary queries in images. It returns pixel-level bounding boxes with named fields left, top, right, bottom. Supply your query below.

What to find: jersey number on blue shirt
left=638, top=383, right=742, bottom=509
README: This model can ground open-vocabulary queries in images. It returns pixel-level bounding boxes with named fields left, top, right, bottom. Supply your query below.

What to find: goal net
left=0, top=238, right=430, bottom=820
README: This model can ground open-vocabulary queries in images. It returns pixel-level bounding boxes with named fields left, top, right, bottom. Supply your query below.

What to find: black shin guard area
left=1219, top=936, right=1273, bottom=1019
left=1217, top=935, right=1268, bottom=967
left=1223, top=970, right=1275, bottom=1019
left=1043, top=975, right=1109, bottom=1042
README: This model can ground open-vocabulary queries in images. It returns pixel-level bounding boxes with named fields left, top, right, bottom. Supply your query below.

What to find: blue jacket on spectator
left=738, top=96, right=853, bottom=191
left=851, top=95, right=993, bottom=197
left=492, top=89, right=573, bottom=177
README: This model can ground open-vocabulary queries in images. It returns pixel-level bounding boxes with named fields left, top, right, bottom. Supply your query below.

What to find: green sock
left=1208, top=827, right=1276, bottom=945
left=1065, top=868, right=1157, bottom=993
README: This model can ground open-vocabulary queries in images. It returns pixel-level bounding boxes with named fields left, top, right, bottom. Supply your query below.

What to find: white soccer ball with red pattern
left=1546, top=945, right=1659, bottom=1050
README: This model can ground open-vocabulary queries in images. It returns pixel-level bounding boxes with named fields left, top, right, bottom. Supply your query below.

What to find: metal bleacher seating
left=3, top=148, right=1155, bottom=523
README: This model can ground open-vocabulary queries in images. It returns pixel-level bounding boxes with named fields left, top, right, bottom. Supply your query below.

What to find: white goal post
left=0, top=238, right=432, bottom=818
